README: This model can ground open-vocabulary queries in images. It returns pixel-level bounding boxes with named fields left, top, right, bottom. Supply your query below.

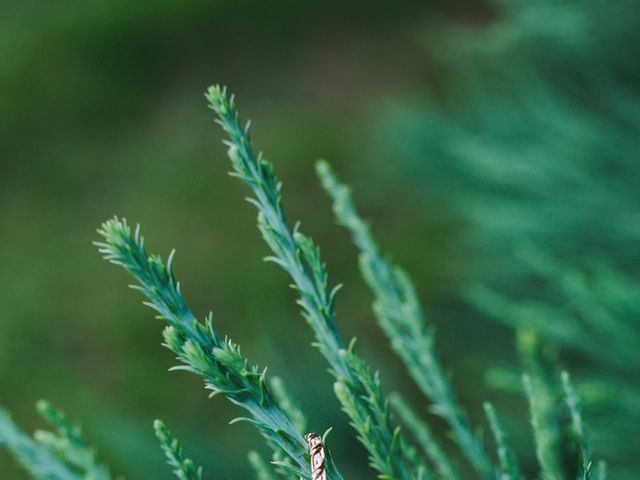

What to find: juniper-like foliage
left=95, top=217, right=342, bottom=480
left=0, top=85, right=608, bottom=480
left=367, top=1, right=640, bottom=475
left=560, top=373, right=591, bottom=480
left=0, top=402, right=114, bottom=480
left=483, top=402, right=521, bottom=480
left=206, top=85, right=426, bottom=480
left=316, top=160, right=493, bottom=478
left=315, top=159, right=604, bottom=480
left=153, top=420, right=203, bottom=480
left=389, top=393, right=459, bottom=480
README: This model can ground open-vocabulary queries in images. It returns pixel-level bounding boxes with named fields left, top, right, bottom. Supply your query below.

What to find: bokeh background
left=1, top=1, right=639, bottom=478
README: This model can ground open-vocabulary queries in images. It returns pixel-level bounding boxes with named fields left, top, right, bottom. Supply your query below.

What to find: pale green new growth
left=0, top=402, right=114, bottom=480
left=483, top=402, right=521, bottom=480
left=154, top=420, right=203, bottom=480
left=96, top=217, right=341, bottom=480
left=389, top=393, right=459, bottom=480
left=315, top=160, right=493, bottom=479
left=206, top=85, right=425, bottom=480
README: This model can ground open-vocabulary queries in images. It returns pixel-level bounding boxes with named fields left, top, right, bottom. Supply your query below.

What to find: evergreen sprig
left=315, top=160, right=494, bottom=478
left=483, top=402, right=521, bottom=480
left=523, top=373, right=566, bottom=480
left=206, top=85, right=425, bottom=480
left=33, top=401, right=113, bottom=480
left=0, top=402, right=114, bottom=480
left=389, top=393, right=459, bottom=480
left=0, top=407, right=80, bottom=480
left=561, top=373, right=591, bottom=480
left=153, top=420, right=203, bottom=480
left=95, top=217, right=342, bottom=480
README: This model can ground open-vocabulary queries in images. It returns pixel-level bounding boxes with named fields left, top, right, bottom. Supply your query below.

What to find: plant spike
left=33, top=400, right=113, bottom=480
left=154, top=420, right=203, bottom=480
left=523, top=374, right=565, bottom=480
left=561, top=372, right=592, bottom=480
left=519, top=330, right=577, bottom=480
left=206, top=85, right=427, bottom=480
left=390, top=393, right=460, bottom=480
left=315, top=159, right=494, bottom=479
left=483, top=402, right=521, bottom=480
left=96, top=217, right=342, bottom=480
left=0, top=405, right=93, bottom=480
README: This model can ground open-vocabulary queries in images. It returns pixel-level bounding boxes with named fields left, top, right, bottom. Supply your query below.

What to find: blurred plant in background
left=363, top=0, right=640, bottom=477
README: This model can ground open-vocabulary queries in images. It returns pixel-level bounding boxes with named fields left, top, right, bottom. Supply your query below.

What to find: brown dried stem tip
left=305, top=433, right=327, bottom=480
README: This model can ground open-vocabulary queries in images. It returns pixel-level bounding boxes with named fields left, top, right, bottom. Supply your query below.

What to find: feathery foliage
left=316, top=159, right=493, bottom=478
left=1, top=84, right=609, bottom=480
left=95, top=217, right=342, bottom=480
left=561, top=373, right=591, bottom=480
left=153, top=420, right=203, bottom=480
left=206, top=85, right=425, bottom=480
left=483, top=402, right=521, bottom=480
left=366, top=1, right=640, bottom=475
left=0, top=402, right=114, bottom=480
left=389, top=393, right=459, bottom=480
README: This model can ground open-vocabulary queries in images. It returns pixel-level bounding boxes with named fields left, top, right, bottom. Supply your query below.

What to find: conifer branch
left=96, top=217, right=342, bottom=480
left=519, top=331, right=572, bottom=480
left=315, top=160, right=494, bottom=479
left=483, top=402, right=521, bottom=480
left=33, top=401, right=113, bottom=480
left=154, top=420, right=203, bottom=480
left=561, top=372, right=592, bottom=480
left=390, top=393, right=460, bottom=480
left=0, top=402, right=115, bottom=480
left=206, top=85, right=425, bottom=480
left=0, top=407, right=80, bottom=480
left=523, top=374, right=565, bottom=480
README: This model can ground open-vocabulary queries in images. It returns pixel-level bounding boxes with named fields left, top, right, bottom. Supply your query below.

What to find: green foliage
left=0, top=402, right=113, bottom=480
left=389, top=393, right=459, bottom=480
left=153, top=420, right=202, bottom=480
left=317, top=159, right=492, bottom=478
left=1, top=85, right=609, bottom=480
left=483, top=402, right=521, bottom=480
left=206, top=85, right=425, bottom=480
left=561, top=373, right=591, bottom=480
left=95, top=217, right=341, bottom=480
left=365, top=1, right=640, bottom=476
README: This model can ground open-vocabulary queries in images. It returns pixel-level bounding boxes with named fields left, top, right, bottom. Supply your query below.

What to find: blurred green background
left=1, top=1, right=638, bottom=478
